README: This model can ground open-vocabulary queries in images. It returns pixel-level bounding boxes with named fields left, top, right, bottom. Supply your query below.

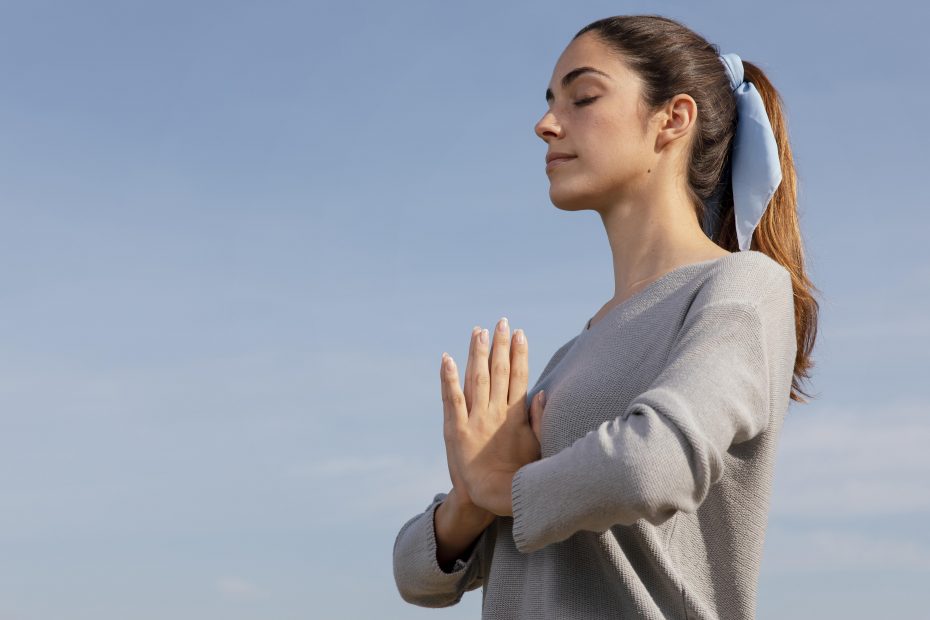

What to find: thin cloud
left=772, top=399, right=930, bottom=517
left=763, top=528, right=930, bottom=574
left=288, top=455, right=406, bottom=478
left=291, top=453, right=452, bottom=517
left=215, top=576, right=266, bottom=600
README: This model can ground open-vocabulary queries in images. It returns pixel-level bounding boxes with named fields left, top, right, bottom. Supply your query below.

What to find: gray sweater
left=393, top=250, right=798, bottom=619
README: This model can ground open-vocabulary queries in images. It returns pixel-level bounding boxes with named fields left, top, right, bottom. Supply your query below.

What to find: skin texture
left=438, top=31, right=731, bottom=519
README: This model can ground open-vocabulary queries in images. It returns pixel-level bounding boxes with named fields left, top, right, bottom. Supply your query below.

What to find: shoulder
left=691, top=250, right=792, bottom=311
left=683, top=251, right=796, bottom=355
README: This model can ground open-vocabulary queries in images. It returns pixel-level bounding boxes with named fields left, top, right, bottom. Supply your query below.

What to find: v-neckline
left=582, top=255, right=732, bottom=334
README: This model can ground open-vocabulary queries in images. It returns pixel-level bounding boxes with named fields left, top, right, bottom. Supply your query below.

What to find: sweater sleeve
left=392, top=491, right=491, bottom=607
left=510, top=275, right=796, bottom=554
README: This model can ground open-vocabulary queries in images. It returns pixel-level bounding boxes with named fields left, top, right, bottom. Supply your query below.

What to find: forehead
left=548, top=32, right=635, bottom=91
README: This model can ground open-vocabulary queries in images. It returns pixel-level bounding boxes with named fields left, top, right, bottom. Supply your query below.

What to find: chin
left=547, top=178, right=607, bottom=213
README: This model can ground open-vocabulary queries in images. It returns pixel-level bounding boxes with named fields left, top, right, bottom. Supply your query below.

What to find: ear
left=654, top=93, right=697, bottom=152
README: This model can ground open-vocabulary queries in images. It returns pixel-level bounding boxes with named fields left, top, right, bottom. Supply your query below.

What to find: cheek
left=585, top=116, right=641, bottom=168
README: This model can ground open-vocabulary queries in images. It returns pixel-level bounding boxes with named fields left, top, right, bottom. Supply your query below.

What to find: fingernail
left=498, top=316, right=509, bottom=332
left=480, top=329, right=489, bottom=344
left=515, top=329, right=525, bottom=344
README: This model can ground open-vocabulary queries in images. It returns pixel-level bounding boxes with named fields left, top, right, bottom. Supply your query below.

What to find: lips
left=546, top=152, right=576, bottom=164
left=546, top=155, right=576, bottom=171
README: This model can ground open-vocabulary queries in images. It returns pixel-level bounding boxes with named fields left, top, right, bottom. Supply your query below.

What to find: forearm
left=434, top=488, right=496, bottom=572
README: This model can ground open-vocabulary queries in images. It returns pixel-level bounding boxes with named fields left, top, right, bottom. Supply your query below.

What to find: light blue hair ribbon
left=707, top=53, right=783, bottom=251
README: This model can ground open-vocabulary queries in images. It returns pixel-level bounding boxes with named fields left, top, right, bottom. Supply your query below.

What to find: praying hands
left=439, top=318, right=546, bottom=517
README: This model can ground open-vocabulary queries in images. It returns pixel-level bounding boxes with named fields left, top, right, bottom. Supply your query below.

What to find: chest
left=530, top=316, right=682, bottom=456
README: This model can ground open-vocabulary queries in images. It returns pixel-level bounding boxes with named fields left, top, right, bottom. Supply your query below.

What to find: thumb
left=530, top=390, right=545, bottom=441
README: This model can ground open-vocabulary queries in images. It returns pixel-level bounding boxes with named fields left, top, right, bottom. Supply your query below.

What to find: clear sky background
left=1, top=1, right=927, bottom=618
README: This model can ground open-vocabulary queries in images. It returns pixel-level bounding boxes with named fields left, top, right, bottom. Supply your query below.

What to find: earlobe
left=653, top=116, right=681, bottom=153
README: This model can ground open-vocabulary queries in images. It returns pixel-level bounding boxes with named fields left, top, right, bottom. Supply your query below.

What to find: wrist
left=446, top=487, right=496, bottom=527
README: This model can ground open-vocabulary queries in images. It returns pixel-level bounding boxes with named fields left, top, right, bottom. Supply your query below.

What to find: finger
left=472, top=327, right=491, bottom=415
left=440, top=352, right=467, bottom=433
left=440, top=354, right=463, bottom=493
left=488, top=317, right=511, bottom=409
left=507, top=328, right=529, bottom=414
left=530, top=389, right=545, bottom=443
left=463, top=325, right=481, bottom=412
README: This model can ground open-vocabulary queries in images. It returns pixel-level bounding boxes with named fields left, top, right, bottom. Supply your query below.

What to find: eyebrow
left=545, top=66, right=613, bottom=103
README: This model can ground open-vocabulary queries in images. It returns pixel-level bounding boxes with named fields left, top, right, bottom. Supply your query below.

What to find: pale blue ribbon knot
left=712, top=53, right=783, bottom=251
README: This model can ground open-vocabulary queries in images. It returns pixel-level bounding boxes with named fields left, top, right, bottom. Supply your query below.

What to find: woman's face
left=535, top=32, right=659, bottom=212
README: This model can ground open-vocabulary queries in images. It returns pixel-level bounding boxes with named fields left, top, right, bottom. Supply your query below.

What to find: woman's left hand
left=440, top=317, right=541, bottom=517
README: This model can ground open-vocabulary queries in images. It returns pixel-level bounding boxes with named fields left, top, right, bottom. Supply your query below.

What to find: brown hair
left=574, top=15, right=819, bottom=403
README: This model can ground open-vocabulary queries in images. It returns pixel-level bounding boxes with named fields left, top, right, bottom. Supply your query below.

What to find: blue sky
left=1, top=1, right=927, bottom=618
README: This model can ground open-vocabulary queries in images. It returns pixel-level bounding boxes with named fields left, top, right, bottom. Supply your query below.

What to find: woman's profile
left=393, top=14, right=819, bottom=620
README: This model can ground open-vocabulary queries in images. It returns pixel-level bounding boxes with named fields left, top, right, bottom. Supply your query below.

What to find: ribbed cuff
left=424, top=494, right=476, bottom=575
left=510, top=445, right=580, bottom=554
left=393, top=492, right=486, bottom=607
left=511, top=461, right=552, bottom=554
left=511, top=466, right=529, bottom=553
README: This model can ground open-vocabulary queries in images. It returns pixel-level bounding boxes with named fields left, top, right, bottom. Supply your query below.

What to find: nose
left=535, top=110, right=561, bottom=142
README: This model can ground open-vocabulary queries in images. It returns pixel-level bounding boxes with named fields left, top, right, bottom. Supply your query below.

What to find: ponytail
left=724, top=61, right=820, bottom=403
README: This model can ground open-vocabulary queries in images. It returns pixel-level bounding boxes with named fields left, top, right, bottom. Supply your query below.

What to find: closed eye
left=574, top=96, right=599, bottom=107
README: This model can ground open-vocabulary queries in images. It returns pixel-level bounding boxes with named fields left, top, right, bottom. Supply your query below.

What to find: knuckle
left=448, top=391, right=465, bottom=408
left=476, top=372, right=491, bottom=386
left=492, top=360, right=510, bottom=376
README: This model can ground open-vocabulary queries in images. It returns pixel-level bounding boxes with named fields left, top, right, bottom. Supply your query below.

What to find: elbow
left=607, top=439, right=712, bottom=527
left=392, top=568, right=468, bottom=608
left=617, top=405, right=721, bottom=523
left=630, top=453, right=716, bottom=526
left=627, top=482, right=699, bottom=527
left=395, top=587, right=463, bottom=609
left=391, top=526, right=474, bottom=608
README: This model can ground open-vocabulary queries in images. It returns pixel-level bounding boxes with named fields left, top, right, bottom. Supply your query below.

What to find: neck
left=597, top=179, right=727, bottom=304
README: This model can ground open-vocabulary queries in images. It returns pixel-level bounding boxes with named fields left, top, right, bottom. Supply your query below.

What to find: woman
left=393, top=14, right=819, bottom=620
